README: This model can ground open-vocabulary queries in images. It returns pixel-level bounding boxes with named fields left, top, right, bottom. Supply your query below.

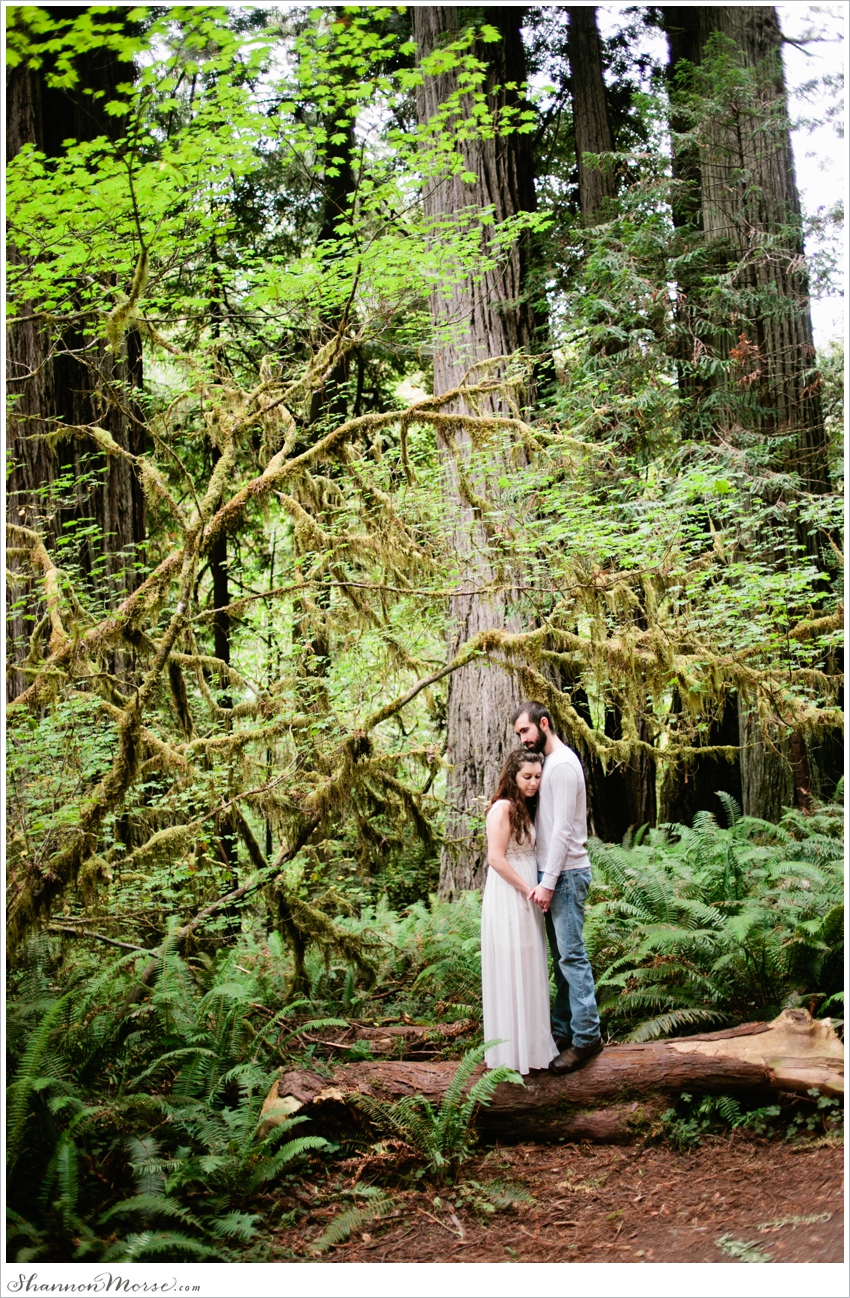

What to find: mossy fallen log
left=291, top=1018, right=476, bottom=1058
left=261, top=1009, right=843, bottom=1144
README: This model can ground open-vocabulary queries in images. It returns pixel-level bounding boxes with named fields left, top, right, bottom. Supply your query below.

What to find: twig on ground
left=418, top=1207, right=463, bottom=1238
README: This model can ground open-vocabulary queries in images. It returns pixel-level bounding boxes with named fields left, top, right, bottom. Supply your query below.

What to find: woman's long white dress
left=481, top=803, right=558, bottom=1074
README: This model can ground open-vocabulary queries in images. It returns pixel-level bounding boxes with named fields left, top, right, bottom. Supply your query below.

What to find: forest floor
left=270, top=1133, right=844, bottom=1264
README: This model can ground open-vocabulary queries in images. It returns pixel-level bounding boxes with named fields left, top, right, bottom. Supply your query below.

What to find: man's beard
left=523, top=728, right=546, bottom=754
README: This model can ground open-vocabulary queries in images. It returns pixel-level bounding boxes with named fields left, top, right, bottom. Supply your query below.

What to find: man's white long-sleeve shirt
left=535, top=744, right=591, bottom=889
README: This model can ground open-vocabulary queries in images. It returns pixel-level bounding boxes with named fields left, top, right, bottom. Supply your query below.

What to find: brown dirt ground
left=270, top=1134, right=844, bottom=1264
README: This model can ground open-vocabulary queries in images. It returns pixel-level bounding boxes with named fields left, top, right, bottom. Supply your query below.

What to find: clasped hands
left=527, top=883, right=553, bottom=914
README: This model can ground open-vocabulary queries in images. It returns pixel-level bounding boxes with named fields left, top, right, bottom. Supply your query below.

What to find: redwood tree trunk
left=412, top=7, right=543, bottom=894
left=661, top=6, right=828, bottom=490
left=567, top=7, right=617, bottom=221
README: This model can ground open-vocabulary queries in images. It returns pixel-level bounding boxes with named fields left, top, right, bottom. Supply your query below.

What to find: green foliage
left=5, top=941, right=330, bottom=1262
left=661, top=1091, right=778, bottom=1150
left=662, top=1083, right=842, bottom=1151
left=586, top=797, right=844, bottom=1039
left=309, top=1185, right=397, bottom=1254
left=4, top=3, right=844, bottom=1263
left=354, top=1042, right=523, bottom=1182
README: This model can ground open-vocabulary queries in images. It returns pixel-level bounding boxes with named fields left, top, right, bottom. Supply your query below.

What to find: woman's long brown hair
left=487, top=749, right=543, bottom=844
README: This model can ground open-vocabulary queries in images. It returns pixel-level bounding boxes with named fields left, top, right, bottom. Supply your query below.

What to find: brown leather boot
left=549, top=1037, right=603, bottom=1075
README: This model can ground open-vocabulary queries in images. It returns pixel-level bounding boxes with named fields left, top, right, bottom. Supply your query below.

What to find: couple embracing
left=481, top=701, right=602, bottom=1076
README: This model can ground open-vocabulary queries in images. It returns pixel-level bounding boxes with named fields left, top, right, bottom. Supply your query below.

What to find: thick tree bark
left=262, top=1009, right=843, bottom=1144
left=661, top=6, right=833, bottom=819
left=566, top=7, right=617, bottom=221
left=661, top=6, right=828, bottom=490
left=412, top=7, right=543, bottom=894
left=6, top=8, right=146, bottom=700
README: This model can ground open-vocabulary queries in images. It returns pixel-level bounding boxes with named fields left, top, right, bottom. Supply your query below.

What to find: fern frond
left=310, top=1190, right=397, bottom=1253
left=100, top=1231, right=222, bottom=1261
left=624, top=1008, right=729, bottom=1042
left=247, top=1136, right=329, bottom=1191
left=208, top=1210, right=259, bottom=1242
left=6, top=992, right=72, bottom=1168
left=716, top=791, right=742, bottom=828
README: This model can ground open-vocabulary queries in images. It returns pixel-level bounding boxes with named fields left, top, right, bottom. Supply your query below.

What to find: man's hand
left=528, top=884, right=553, bottom=913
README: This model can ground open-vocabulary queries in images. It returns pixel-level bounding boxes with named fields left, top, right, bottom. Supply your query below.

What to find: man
left=512, top=700, right=602, bottom=1074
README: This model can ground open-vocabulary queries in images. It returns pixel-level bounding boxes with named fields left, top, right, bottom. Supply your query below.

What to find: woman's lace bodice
left=505, top=822, right=537, bottom=869
left=486, top=800, right=538, bottom=880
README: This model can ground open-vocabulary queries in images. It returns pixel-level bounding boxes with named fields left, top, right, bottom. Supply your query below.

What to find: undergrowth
left=6, top=793, right=844, bottom=1261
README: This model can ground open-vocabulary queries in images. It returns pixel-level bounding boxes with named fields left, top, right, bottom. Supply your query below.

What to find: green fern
left=310, top=1186, right=398, bottom=1253
left=355, top=1042, right=522, bottom=1181
left=587, top=806, right=844, bottom=1040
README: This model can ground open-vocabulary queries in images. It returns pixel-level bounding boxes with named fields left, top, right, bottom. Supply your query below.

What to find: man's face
left=514, top=712, right=547, bottom=753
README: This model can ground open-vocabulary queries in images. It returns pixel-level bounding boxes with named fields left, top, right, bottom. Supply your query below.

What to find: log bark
left=290, top=1019, right=478, bottom=1059
left=262, top=1009, right=843, bottom=1144
left=412, top=7, right=543, bottom=895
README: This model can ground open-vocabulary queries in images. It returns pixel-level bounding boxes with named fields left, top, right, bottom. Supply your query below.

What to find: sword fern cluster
left=586, top=794, right=844, bottom=1041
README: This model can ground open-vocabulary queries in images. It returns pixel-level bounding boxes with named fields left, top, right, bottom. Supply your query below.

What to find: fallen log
left=261, top=1009, right=843, bottom=1144
left=291, top=1019, right=475, bottom=1058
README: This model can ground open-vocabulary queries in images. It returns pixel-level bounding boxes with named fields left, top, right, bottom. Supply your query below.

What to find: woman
left=481, top=749, right=558, bottom=1074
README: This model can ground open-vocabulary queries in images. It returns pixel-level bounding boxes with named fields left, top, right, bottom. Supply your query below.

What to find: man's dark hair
left=511, top=700, right=557, bottom=734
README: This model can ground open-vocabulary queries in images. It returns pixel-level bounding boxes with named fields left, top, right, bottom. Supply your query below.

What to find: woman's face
left=515, top=762, right=542, bottom=799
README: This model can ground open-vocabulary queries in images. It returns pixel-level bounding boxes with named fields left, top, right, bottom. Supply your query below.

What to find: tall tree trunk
left=209, top=490, right=238, bottom=890
left=412, top=7, right=543, bottom=895
left=567, top=6, right=617, bottom=221
left=563, top=9, right=659, bottom=833
left=294, top=94, right=357, bottom=711
left=6, top=7, right=146, bottom=700
left=661, top=6, right=831, bottom=819
left=661, top=5, right=829, bottom=489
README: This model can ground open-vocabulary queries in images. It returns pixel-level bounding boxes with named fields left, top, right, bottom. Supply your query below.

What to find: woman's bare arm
left=486, top=802, right=534, bottom=897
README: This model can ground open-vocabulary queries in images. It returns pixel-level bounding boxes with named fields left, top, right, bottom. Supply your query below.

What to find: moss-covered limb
left=12, top=551, right=183, bottom=710
left=107, top=769, right=288, bottom=875
left=8, top=539, right=200, bottom=952
left=104, top=245, right=149, bottom=353
left=6, top=701, right=143, bottom=955
left=122, top=812, right=322, bottom=1008
left=47, top=924, right=154, bottom=953
left=203, top=392, right=545, bottom=551
left=168, top=652, right=249, bottom=690
left=13, top=380, right=522, bottom=707
left=135, top=545, right=199, bottom=714
left=234, top=799, right=379, bottom=985
left=788, top=606, right=844, bottom=642
left=356, top=631, right=499, bottom=733
left=188, top=575, right=598, bottom=623
left=23, top=612, right=51, bottom=669
left=6, top=524, right=70, bottom=652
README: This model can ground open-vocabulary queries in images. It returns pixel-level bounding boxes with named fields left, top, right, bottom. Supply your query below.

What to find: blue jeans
left=541, top=868, right=600, bottom=1048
